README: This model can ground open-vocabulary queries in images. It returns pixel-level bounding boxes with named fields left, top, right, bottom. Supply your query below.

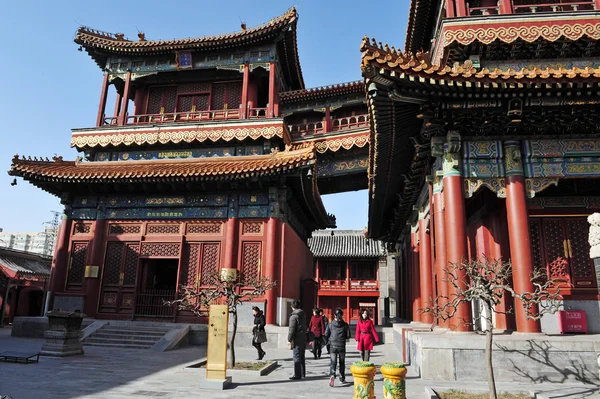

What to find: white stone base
left=198, top=377, right=232, bottom=390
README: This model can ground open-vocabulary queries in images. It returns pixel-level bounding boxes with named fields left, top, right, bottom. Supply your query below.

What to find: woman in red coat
left=355, top=309, right=379, bottom=361
left=308, top=308, right=325, bottom=359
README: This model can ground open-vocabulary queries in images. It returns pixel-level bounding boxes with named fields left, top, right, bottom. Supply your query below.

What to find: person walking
left=325, top=308, right=350, bottom=387
left=320, top=308, right=331, bottom=355
left=355, top=308, right=379, bottom=361
left=308, top=308, right=325, bottom=359
left=287, top=299, right=307, bottom=379
left=251, top=306, right=266, bottom=360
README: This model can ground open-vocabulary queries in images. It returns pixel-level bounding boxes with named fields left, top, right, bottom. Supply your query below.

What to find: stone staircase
left=82, top=323, right=173, bottom=350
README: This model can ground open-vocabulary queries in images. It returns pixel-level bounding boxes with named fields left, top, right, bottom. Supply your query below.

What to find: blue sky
left=0, top=0, right=409, bottom=233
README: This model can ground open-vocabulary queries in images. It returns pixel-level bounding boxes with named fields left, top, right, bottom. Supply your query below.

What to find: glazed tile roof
left=406, top=0, right=439, bottom=53
left=308, top=230, right=386, bottom=258
left=75, top=7, right=304, bottom=90
left=280, top=81, right=364, bottom=103
left=361, top=37, right=600, bottom=83
left=0, top=248, right=51, bottom=280
left=9, top=145, right=315, bottom=192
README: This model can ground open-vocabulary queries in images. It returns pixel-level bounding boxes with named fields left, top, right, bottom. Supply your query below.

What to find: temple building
left=363, top=0, right=600, bottom=333
left=0, top=248, right=51, bottom=326
left=8, top=8, right=370, bottom=326
left=308, top=230, right=392, bottom=325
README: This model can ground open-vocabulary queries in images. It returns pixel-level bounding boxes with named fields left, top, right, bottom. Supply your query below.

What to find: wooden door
left=530, top=217, right=597, bottom=289
left=98, top=242, right=139, bottom=314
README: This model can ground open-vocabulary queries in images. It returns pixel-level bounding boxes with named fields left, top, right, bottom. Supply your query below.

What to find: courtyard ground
left=0, top=328, right=599, bottom=398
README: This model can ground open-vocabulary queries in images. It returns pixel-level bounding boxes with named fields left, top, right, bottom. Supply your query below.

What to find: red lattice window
left=163, top=86, right=177, bottom=113
left=146, top=86, right=177, bottom=114
left=211, top=84, right=225, bottom=110
left=140, top=242, right=181, bottom=257
left=566, top=219, right=596, bottom=286
left=73, top=222, right=92, bottom=235
left=179, top=82, right=211, bottom=94
left=227, top=82, right=242, bottom=110
left=529, top=219, right=545, bottom=276
left=187, top=222, right=223, bottom=235
left=147, top=224, right=180, bottom=235
left=543, top=219, right=568, bottom=279
left=123, top=244, right=140, bottom=286
left=109, top=224, right=141, bottom=235
left=200, top=243, right=221, bottom=286
left=241, top=242, right=261, bottom=285
left=66, top=243, right=88, bottom=291
left=103, top=242, right=124, bottom=285
left=242, top=222, right=263, bottom=235
left=180, top=244, right=200, bottom=287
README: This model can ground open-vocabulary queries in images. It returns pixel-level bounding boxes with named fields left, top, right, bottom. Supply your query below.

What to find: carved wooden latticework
left=199, top=243, right=220, bottom=286
left=211, top=84, right=226, bottom=110
left=241, top=242, right=261, bottom=285
left=543, top=219, right=570, bottom=279
left=108, top=224, right=141, bottom=235
left=179, top=82, right=211, bottom=94
left=123, top=244, right=140, bottom=286
left=529, top=219, right=545, bottom=275
left=180, top=243, right=200, bottom=287
left=73, top=222, right=92, bottom=235
left=242, top=221, right=263, bottom=235
left=66, top=243, right=88, bottom=291
left=566, top=219, right=596, bottom=285
left=139, top=242, right=180, bottom=257
left=103, top=242, right=124, bottom=285
left=147, top=224, right=180, bottom=234
left=187, top=222, right=223, bottom=235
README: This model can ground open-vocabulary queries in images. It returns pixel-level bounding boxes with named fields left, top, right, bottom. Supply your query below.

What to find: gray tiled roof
left=308, top=230, right=386, bottom=258
left=0, top=248, right=51, bottom=277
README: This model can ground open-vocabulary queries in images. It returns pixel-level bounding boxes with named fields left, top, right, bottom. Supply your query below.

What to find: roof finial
left=137, top=32, right=146, bottom=41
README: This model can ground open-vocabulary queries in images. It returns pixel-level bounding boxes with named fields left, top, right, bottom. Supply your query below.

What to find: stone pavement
left=0, top=328, right=599, bottom=398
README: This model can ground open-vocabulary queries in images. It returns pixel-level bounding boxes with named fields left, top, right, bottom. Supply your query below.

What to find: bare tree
left=421, top=256, right=569, bottom=399
left=166, top=271, right=276, bottom=368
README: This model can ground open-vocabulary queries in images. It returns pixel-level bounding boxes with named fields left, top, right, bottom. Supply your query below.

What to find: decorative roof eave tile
left=312, top=131, right=370, bottom=154
left=76, top=7, right=297, bottom=54
left=8, top=145, right=316, bottom=187
left=361, top=36, right=600, bottom=85
left=440, top=15, right=600, bottom=48
left=70, top=121, right=290, bottom=149
left=280, top=81, right=365, bottom=103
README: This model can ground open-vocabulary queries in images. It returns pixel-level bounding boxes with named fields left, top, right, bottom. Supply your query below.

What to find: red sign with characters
left=558, top=310, right=588, bottom=334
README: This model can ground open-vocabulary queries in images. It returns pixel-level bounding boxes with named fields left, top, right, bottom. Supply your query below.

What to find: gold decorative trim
left=525, top=178, right=559, bottom=198
left=71, top=125, right=284, bottom=148
left=313, top=133, right=369, bottom=154
left=464, top=178, right=506, bottom=199
left=443, top=22, right=600, bottom=47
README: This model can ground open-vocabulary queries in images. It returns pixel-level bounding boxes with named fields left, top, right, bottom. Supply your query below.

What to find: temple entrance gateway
left=134, top=259, right=178, bottom=318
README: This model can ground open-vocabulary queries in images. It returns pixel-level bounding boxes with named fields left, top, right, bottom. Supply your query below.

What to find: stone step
left=103, top=326, right=173, bottom=333
left=87, top=333, right=164, bottom=341
left=83, top=342, right=153, bottom=350
left=84, top=337, right=158, bottom=345
left=96, top=329, right=168, bottom=337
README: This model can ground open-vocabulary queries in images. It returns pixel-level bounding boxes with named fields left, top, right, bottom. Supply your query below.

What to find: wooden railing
left=514, top=1, right=595, bottom=12
left=468, top=5, right=500, bottom=15
left=248, top=108, right=268, bottom=118
left=289, top=121, right=325, bottom=136
left=319, top=279, right=379, bottom=291
left=134, top=289, right=176, bottom=317
left=331, top=114, right=369, bottom=132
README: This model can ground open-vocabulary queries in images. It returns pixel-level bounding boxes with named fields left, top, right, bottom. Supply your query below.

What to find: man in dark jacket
left=324, top=308, right=351, bottom=386
left=287, top=299, right=307, bottom=379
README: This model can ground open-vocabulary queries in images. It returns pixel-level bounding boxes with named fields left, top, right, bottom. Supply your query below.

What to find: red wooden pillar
left=346, top=259, right=350, bottom=289
left=240, top=63, right=249, bottom=119
left=84, top=218, right=106, bottom=316
left=273, top=78, right=280, bottom=118
left=264, top=218, right=279, bottom=324
left=442, top=134, right=472, bottom=331
left=346, top=296, right=351, bottom=324
left=490, top=211, right=516, bottom=330
left=324, top=106, right=332, bottom=133
left=411, top=232, right=421, bottom=322
left=596, top=0, right=600, bottom=11
left=223, top=218, right=238, bottom=271
left=419, top=216, right=434, bottom=323
left=455, top=0, right=468, bottom=16
left=48, top=212, right=73, bottom=310
left=267, top=62, right=276, bottom=118
left=96, top=73, right=109, bottom=127
left=433, top=182, right=450, bottom=328
left=118, top=71, right=132, bottom=126
left=504, top=141, right=541, bottom=333
left=113, top=91, right=122, bottom=122
left=446, top=0, right=456, bottom=17
left=499, top=0, right=514, bottom=14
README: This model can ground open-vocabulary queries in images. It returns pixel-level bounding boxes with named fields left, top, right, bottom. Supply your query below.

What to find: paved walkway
left=0, top=328, right=599, bottom=398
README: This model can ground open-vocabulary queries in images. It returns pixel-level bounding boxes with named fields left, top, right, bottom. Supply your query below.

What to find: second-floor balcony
left=102, top=107, right=268, bottom=127
left=289, top=114, right=369, bottom=138
left=467, top=0, right=598, bottom=16
left=319, top=278, right=379, bottom=291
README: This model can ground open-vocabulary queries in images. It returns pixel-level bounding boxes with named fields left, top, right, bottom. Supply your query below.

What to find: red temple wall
left=280, top=222, right=313, bottom=300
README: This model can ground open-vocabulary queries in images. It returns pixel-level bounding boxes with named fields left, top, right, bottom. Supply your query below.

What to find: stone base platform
left=394, top=323, right=600, bottom=384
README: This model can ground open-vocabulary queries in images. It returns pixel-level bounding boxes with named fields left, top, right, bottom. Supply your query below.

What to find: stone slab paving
left=1, top=328, right=599, bottom=398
